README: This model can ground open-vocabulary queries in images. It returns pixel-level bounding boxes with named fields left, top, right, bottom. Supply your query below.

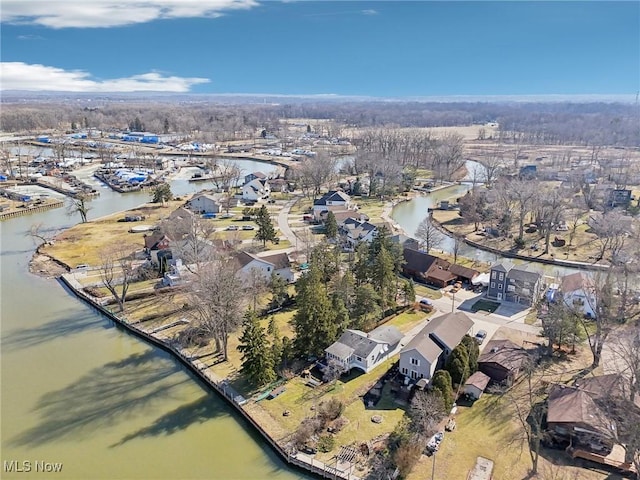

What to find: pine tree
left=254, top=204, right=277, bottom=246
left=371, top=245, right=396, bottom=310
left=268, top=316, right=282, bottom=370
left=269, top=272, right=289, bottom=310
left=461, top=335, right=480, bottom=373
left=151, top=183, right=173, bottom=206
left=237, top=310, right=276, bottom=386
left=446, top=344, right=470, bottom=385
left=293, top=263, right=338, bottom=357
left=325, top=211, right=338, bottom=240
left=402, top=279, right=416, bottom=306
left=431, top=370, right=454, bottom=411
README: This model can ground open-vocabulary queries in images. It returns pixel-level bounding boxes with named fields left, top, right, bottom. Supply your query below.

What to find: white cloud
left=0, top=62, right=210, bottom=92
left=361, top=9, right=378, bottom=16
left=1, top=0, right=259, bottom=28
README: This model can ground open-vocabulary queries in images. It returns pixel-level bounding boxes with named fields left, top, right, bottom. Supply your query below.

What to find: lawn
left=385, top=309, right=430, bottom=334
left=352, top=197, right=387, bottom=222
left=470, top=299, right=500, bottom=313
left=414, top=283, right=444, bottom=300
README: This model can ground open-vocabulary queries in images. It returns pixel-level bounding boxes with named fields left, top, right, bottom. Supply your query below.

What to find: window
left=491, top=282, right=495, bottom=289
left=267, top=267, right=271, bottom=272
left=371, top=355, right=375, bottom=361
left=498, top=283, right=503, bottom=290
left=492, top=271, right=496, bottom=279
left=499, top=273, right=504, bottom=281
left=402, top=367, right=408, bottom=375
left=355, top=356, right=362, bottom=362
left=507, top=285, right=515, bottom=292
left=410, top=357, right=419, bottom=366
left=411, top=370, right=418, bottom=379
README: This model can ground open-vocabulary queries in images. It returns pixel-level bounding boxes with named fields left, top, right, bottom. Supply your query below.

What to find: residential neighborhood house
left=560, top=272, right=597, bottom=318
left=188, top=193, right=222, bottom=214
left=235, top=251, right=294, bottom=283
left=478, top=339, right=529, bottom=385
left=486, top=261, right=543, bottom=306
left=242, top=174, right=271, bottom=202
left=399, top=312, right=474, bottom=382
left=313, top=190, right=351, bottom=220
left=325, top=325, right=403, bottom=373
left=463, top=371, right=492, bottom=400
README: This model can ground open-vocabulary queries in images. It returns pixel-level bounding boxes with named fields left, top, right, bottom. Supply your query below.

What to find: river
left=0, top=160, right=306, bottom=479
left=390, top=160, right=591, bottom=278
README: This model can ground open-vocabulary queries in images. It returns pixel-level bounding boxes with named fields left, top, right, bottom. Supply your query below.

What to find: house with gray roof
left=399, top=312, right=474, bottom=382
left=486, top=261, right=542, bottom=306
left=324, top=325, right=403, bottom=373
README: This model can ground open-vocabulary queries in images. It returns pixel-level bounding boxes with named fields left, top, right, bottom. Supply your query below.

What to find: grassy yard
left=352, top=197, right=387, bottom=222
left=470, top=299, right=500, bottom=313
left=414, top=283, right=444, bottom=300
left=385, top=309, right=430, bottom=334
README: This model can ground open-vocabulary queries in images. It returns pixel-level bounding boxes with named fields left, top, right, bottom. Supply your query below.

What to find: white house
left=325, top=325, right=403, bottom=373
left=242, top=178, right=271, bottom=202
left=399, top=312, right=474, bottom=382
left=340, top=217, right=378, bottom=246
left=561, top=272, right=597, bottom=318
left=313, top=190, right=351, bottom=220
left=235, top=251, right=294, bottom=283
left=188, top=193, right=222, bottom=214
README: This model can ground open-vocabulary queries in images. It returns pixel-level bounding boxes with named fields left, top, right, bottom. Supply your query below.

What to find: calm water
left=1, top=162, right=305, bottom=479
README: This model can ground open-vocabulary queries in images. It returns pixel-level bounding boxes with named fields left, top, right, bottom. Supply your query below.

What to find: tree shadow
left=1, top=309, right=103, bottom=352
left=9, top=349, right=189, bottom=447
left=110, top=393, right=228, bottom=447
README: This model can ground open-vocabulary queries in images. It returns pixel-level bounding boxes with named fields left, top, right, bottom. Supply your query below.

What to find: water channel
left=1, top=158, right=306, bottom=479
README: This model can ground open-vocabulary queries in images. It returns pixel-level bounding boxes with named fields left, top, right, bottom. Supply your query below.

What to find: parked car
left=226, top=225, right=238, bottom=231
left=474, top=330, right=488, bottom=344
left=242, top=225, right=255, bottom=230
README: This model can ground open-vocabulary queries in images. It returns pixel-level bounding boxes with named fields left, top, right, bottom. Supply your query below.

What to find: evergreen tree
left=371, top=245, right=396, bottom=310
left=293, top=264, right=339, bottom=357
left=151, top=183, right=173, bottom=206
left=431, top=370, right=454, bottom=411
left=163, top=118, right=170, bottom=134
left=269, top=272, right=289, bottom=310
left=281, top=336, right=293, bottom=369
left=353, top=241, right=371, bottom=286
left=446, top=344, right=470, bottom=385
left=352, top=284, right=381, bottom=330
left=268, top=316, right=282, bottom=370
left=402, top=279, right=416, bottom=306
left=254, top=204, right=277, bottom=246
left=331, top=295, right=350, bottom=332
left=325, top=211, right=338, bottom=240
left=237, top=310, right=276, bottom=386
left=461, top=335, right=480, bottom=373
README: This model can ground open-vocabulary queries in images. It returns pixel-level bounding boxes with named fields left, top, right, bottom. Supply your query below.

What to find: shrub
left=319, top=398, right=344, bottom=424
left=318, top=435, right=336, bottom=453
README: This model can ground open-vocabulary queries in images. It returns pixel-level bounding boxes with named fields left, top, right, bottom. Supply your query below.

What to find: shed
left=463, top=371, right=491, bottom=400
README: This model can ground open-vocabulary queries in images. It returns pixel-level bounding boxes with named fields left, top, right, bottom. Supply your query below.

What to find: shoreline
left=57, top=271, right=357, bottom=480
left=387, top=188, right=609, bottom=272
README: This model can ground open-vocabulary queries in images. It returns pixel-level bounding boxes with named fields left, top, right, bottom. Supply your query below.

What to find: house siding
left=398, top=350, right=434, bottom=381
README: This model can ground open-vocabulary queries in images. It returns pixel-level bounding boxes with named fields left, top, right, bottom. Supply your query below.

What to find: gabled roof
left=465, top=371, right=491, bottom=391
left=547, top=384, right=612, bottom=433
left=326, top=326, right=402, bottom=360
left=403, top=247, right=449, bottom=274
left=169, top=206, right=195, bottom=220
left=507, top=265, right=541, bottom=283
left=191, top=193, right=220, bottom=203
left=235, top=251, right=263, bottom=268
left=144, top=232, right=171, bottom=250
left=573, top=374, right=623, bottom=401
left=490, top=262, right=512, bottom=273
left=426, top=266, right=457, bottom=284
left=449, top=264, right=479, bottom=280
left=478, top=339, right=528, bottom=372
left=426, top=312, right=474, bottom=350
left=561, top=272, right=594, bottom=294
left=401, top=312, right=474, bottom=360
left=315, top=190, right=350, bottom=206
left=250, top=171, right=267, bottom=179
left=260, top=252, right=291, bottom=270
left=368, top=325, right=403, bottom=346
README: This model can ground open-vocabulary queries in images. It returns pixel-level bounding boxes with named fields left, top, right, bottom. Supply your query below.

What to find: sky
left=1, top=1, right=638, bottom=97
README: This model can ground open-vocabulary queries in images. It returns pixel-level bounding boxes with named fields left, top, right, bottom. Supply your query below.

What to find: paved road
left=276, top=196, right=301, bottom=246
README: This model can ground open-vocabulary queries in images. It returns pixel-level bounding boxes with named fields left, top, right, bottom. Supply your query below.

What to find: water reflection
left=10, top=350, right=188, bottom=447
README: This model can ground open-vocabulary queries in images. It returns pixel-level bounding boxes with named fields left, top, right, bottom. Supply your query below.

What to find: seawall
left=58, top=274, right=358, bottom=480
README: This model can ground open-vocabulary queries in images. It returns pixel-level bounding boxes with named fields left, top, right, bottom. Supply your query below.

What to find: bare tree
left=409, top=389, right=446, bottom=441
left=298, top=151, right=337, bottom=198
left=535, top=186, right=566, bottom=254
left=588, top=211, right=630, bottom=262
left=66, top=193, right=91, bottom=223
left=415, top=214, right=443, bottom=254
left=184, top=254, right=246, bottom=360
left=28, top=223, right=58, bottom=247
left=99, top=246, right=136, bottom=312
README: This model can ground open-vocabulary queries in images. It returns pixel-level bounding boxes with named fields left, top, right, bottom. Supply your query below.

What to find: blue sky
left=1, top=1, right=638, bottom=96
